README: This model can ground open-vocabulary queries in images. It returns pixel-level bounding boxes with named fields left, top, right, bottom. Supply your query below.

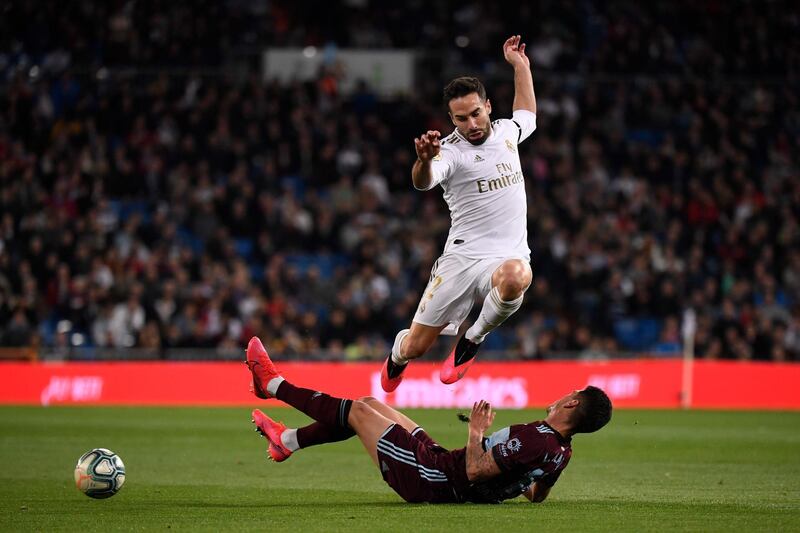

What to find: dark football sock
left=296, top=422, right=356, bottom=448
left=275, top=381, right=353, bottom=428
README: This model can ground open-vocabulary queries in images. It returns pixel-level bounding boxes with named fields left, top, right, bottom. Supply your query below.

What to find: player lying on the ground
left=245, top=337, right=612, bottom=504
left=382, top=35, right=539, bottom=392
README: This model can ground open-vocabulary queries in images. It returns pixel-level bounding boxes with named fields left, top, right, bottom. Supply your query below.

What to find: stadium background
left=0, top=0, right=799, bottom=406
left=1, top=2, right=800, bottom=532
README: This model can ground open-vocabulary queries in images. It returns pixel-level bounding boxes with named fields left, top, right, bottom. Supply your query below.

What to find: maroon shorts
left=375, top=424, right=462, bottom=503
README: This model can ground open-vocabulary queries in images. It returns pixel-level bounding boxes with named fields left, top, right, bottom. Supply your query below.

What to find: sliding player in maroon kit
left=245, top=337, right=612, bottom=503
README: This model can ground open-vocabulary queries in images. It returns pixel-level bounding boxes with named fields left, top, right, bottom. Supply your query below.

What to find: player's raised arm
left=465, top=400, right=501, bottom=481
left=503, top=35, right=536, bottom=114
left=411, top=130, right=441, bottom=190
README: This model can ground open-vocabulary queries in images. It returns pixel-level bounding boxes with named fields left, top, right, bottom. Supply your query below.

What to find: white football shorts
left=412, top=253, right=529, bottom=336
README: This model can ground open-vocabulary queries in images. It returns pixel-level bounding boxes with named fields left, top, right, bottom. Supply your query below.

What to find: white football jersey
left=420, top=109, right=536, bottom=260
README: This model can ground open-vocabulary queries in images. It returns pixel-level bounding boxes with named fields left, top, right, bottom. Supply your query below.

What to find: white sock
left=280, top=428, right=300, bottom=452
left=266, top=376, right=285, bottom=396
left=390, top=329, right=411, bottom=366
left=465, top=287, right=524, bottom=344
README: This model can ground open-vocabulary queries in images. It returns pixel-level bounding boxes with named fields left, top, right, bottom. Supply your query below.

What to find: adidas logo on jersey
left=473, top=154, right=484, bottom=162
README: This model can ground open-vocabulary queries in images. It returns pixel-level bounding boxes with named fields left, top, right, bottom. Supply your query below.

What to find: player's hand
left=468, top=400, right=495, bottom=435
left=503, top=35, right=530, bottom=69
left=414, top=130, right=441, bottom=162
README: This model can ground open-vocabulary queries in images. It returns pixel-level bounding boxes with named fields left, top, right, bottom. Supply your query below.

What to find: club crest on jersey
left=505, top=139, right=516, bottom=153
left=507, top=438, right=522, bottom=453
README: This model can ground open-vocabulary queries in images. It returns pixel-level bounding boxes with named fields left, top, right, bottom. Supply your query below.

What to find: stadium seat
left=233, top=238, right=254, bottom=260
left=613, top=318, right=663, bottom=351
left=176, top=228, right=205, bottom=254
left=285, top=254, right=350, bottom=279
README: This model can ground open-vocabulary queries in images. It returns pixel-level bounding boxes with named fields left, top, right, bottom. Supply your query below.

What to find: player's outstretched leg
left=246, top=336, right=355, bottom=429
left=440, top=335, right=482, bottom=384
left=251, top=414, right=357, bottom=463
left=250, top=400, right=406, bottom=462
left=380, top=329, right=410, bottom=393
left=251, top=409, right=293, bottom=462
left=246, top=336, right=281, bottom=399
left=440, top=265, right=528, bottom=384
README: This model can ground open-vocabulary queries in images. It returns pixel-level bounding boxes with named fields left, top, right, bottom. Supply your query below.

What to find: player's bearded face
left=448, top=94, right=492, bottom=145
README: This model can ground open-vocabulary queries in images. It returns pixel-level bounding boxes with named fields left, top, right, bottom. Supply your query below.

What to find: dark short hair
left=443, top=76, right=487, bottom=109
left=572, top=386, right=612, bottom=433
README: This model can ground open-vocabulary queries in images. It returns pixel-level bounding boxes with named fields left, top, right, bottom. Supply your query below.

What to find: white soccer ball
left=74, top=448, right=126, bottom=499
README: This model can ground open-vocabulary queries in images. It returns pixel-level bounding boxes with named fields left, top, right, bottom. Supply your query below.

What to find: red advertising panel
left=373, top=360, right=682, bottom=409
left=691, top=360, right=800, bottom=409
left=0, top=360, right=797, bottom=409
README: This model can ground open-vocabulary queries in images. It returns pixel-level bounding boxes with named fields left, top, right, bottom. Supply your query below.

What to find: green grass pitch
left=1, top=406, right=799, bottom=532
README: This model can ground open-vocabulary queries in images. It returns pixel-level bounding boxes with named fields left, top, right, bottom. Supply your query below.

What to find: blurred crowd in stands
left=1, top=0, right=798, bottom=361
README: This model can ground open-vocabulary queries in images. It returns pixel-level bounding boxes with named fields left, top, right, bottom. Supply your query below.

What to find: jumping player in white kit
left=381, top=35, right=538, bottom=392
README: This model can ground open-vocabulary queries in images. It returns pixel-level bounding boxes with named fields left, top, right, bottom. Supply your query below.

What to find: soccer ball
left=74, top=448, right=126, bottom=499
